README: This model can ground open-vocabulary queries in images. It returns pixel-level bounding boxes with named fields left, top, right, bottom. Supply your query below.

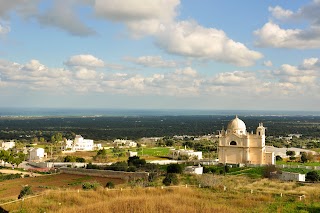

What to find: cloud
left=0, top=22, right=10, bottom=35
left=263, top=60, right=273, bottom=67
left=125, top=55, right=177, bottom=68
left=0, top=1, right=262, bottom=67
left=268, top=6, right=294, bottom=21
left=65, top=54, right=105, bottom=68
left=272, top=58, right=319, bottom=84
left=36, top=0, right=95, bottom=36
left=1, top=56, right=319, bottom=102
left=0, top=0, right=39, bottom=19
left=74, top=67, right=99, bottom=80
left=93, top=1, right=262, bottom=66
left=255, top=1, right=320, bottom=48
left=94, top=0, right=179, bottom=37
left=157, top=21, right=263, bottom=66
left=0, top=0, right=94, bottom=36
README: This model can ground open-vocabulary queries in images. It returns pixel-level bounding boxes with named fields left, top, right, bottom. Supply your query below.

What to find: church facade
left=218, top=116, right=274, bottom=165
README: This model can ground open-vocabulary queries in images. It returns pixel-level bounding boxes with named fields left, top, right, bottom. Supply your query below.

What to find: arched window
left=230, top=141, right=237, bottom=145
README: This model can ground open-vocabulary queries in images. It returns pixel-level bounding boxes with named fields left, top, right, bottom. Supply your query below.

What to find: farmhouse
left=29, top=147, right=47, bottom=161
left=184, top=165, right=203, bottom=175
left=0, top=140, right=15, bottom=150
left=218, top=116, right=274, bottom=165
left=64, top=135, right=101, bottom=151
left=113, top=139, right=137, bottom=148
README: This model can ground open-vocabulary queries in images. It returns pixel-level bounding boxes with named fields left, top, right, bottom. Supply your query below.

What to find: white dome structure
left=218, top=116, right=275, bottom=165
left=227, top=115, right=246, bottom=134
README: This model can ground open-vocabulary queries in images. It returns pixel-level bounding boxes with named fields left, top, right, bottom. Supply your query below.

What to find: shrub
left=306, top=171, right=320, bottom=182
left=127, top=156, right=146, bottom=168
left=127, top=166, right=137, bottom=172
left=76, top=157, right=86, bottom=163
left=289, top=156, right=296, bottom=161
left=106, top=181, right=115, bottom=189
left=82, top=181, right=101, bottom=190
left=106, top=162, right=128, bottom=171
left=263, top=165, right=279, bottom=178
left=162, top=173, right=179, bottom=186
left=166, top=164, right=183, bottom=174
left=18, top=185, right=33, bottom=199
left=276, top=155, right=283, bottom=161
left=86, top=163, right=100, bottom=169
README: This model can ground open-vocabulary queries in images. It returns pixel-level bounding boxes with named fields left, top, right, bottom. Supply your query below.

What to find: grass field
left=0, top=173, right=125, bottom=202
left=137, top=147, right=170, bottom=157
left=3, top=180, right=320, bottom=213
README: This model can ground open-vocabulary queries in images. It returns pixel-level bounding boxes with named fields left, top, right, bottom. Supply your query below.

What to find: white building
left=1, top=140, right=15, bottom=150
left=29, top=148, right=47, bottom=161
left=169, top=149, right=203, bottom=160
left=64, top=135, right=100, bottom=151
left=184, top=165, right=203, bottom=175
left=113, top=139, right=137, bottom=148
left=218, top=116, right=275, bottom=165
left=279, top=172, right=305, bottom=182
left=128, top=151, right=138, bottom=157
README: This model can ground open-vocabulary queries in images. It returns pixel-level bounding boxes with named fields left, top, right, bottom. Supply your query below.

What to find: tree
left=166, top=164, right=183, bottom=174
left=275, top=155, right=283, bottom=161
left=18, top=185, right=33, bottom=199
left=65, top=156, right=74, bottom=162
left=0, top=150, right=10, bottom=166
left=306, top=171, right=320, bottom=182
left=127, top=156, right=146, bottom=168
left=300, top=152, right=308, bottom=163
left=286, top=150, right=295, bottom=157
left=286, top=150, right=296, bottom=161
left=263, top=165, right=279, bottom=178
left=307, top=152, right=314, bottom=162
left=163, top=173, right=179, bottom=186
left=106, top=181, right=115, bottom=189
left=11, top=152, right=25, bottom=167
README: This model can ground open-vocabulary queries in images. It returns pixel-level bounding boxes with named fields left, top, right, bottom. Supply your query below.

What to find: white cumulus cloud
left=65, top=54, right=105, bottom=68
left=125, top=55, right=177, bottom=68
left=157, top=21, right=263, bottom=66
left=255, top=1, right=320, bottom=48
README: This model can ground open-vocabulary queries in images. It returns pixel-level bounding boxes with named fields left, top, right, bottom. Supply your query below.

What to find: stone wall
left=60, top=168, right=149, bottom=181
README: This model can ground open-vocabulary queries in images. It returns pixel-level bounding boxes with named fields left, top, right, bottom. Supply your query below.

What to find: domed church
left=218, top=116, right=274, bottom=165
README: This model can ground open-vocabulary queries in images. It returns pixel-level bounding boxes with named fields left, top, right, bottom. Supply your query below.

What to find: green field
left=276, top=161, right=320, bottom=166
left=137, top=147, right=170, bottom=157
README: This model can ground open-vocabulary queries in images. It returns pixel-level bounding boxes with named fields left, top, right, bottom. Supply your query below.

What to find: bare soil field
left=0, top=173, right=124, bottom=202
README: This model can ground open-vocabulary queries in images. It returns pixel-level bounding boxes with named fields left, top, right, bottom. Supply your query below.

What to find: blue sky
left=0, top=0, right=319, bottom=110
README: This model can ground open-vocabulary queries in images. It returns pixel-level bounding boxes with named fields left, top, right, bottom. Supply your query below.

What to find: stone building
left=218, top=116, right=274, bottom=165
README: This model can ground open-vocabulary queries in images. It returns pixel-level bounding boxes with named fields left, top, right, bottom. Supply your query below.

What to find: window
left=230, top=141, right=237, bottom=145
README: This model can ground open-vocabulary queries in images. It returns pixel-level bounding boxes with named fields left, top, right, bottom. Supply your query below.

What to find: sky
left=0, top=0, right=319, bottom=111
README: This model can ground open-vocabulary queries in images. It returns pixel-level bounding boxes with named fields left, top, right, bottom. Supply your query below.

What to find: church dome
left=227, top=116, right=246, bottom=131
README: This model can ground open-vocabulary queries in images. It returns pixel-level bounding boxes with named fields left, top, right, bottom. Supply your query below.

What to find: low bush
left=82, top=181, right=101, bottom=190
left=106, top=181, right=115, bottom=189
left=306, top=171, right=320, bottom=182
left=163, top=173, right=179, bottom=186
left=166, top=164, right=183, bottom=174
left=18, top=185, right=33, bottom=199
left=0, top=173, right=21, bottom=181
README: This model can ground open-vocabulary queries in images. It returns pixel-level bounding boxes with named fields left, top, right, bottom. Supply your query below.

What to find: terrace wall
left=60, top=168, right=149, bottom=181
